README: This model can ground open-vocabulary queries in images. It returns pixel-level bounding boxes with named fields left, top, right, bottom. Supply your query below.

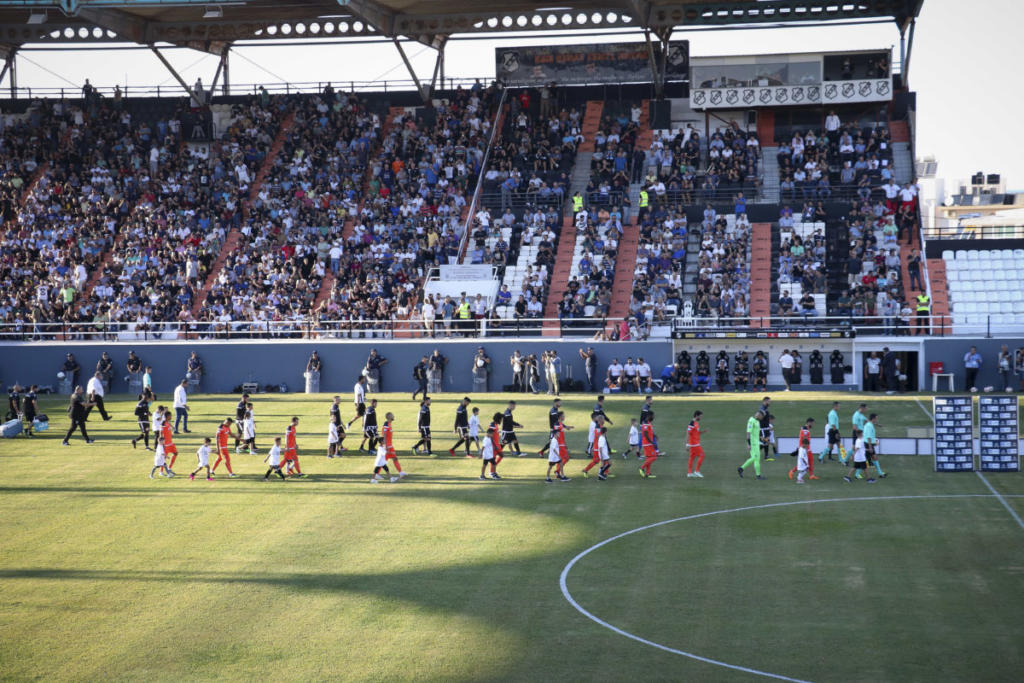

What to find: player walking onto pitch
left=131, top=394, right=152, bottom=450
left=479, top=426, right=501, bottom=480
left=233, top=393, right=250, bottom=452
left=545, top=417, right=570, bottom=482
left=371, top=413, right=406, bottom=482
left=851, top=403, right=868, bottom=453
left=190, top=438, right=214, bottom=480
left=213, top=418, right=237, bottom=477
left=160, top=411, right=180, bottom=472
left=264, top=437, right=287, bottom=481
left=328, top=418, right=341, bottom=458
left=347, top=376, right=367, bottom=429
left=412, top=397, right=433, bottom=455
left=538, top=398, right=562, bottom=457
left=242, top=408, right=257, bottom=454
left=686, top=410, right=706, bottom=478
left=583, top=414, right=607, bottom=478
left=790, top=418, right=816, bottom=483
left=638, top=416, right=658, bottom=478
left=624, top=417, right=639, bottom=459
left=359, top=399, right=380, bottom=454
left=150, top=436, right=172, bottom=479
left=329, top=395, right=347, bottom=455
left=488, top=412, right=504, bottom=464
left=738, top=410, right=766, bottom=479
left=863, top=413, right=886, bottom=478
left=593, top=425, right=613, bottom=480
left=448, top=396, right=473, bottom=457
left=843, top=429, right=876, bottom=483
left=501, top=401, right=524, bottom=456
left=823, top=401, right=842, bottom=463
left=467, top=406, right=481, bottom=454
left=283, top=417, right=306, bottom=477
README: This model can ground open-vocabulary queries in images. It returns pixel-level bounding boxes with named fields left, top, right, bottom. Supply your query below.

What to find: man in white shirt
left=606, top=358, right=624, bottom=389
left=778, top=350, right=795, bottom=391
left=85, top=371, right=112, bottom=421
left=824, top=110, right=841, bottom=141
left=636, top=357, right=653, bottom=392
left=173, top=379, right=190, bottom=434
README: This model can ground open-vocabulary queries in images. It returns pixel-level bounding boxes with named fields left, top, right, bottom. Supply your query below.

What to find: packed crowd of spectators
left=582, top=103, right=643, bottom=212
left=628, top=205, right=687, bottom=325
left=777, top=114, right=894, bottom=201
left=691, top=205, right=752, bottom=323
left=776, top=205, right=828, bottom=313
left=645, top=123, right=760, bottom=203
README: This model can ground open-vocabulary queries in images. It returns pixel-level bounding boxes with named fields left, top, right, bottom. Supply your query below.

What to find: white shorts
left=374, top=447, right=388, bottom=468
left=628, top=440, right=639, bottom=448
left=548, top=451, right=561, bottom=464
left=197, top=452, right=209, bottom=467
left=600, top=453, right=610, bottom=462
left=482, top=452, right=494, bottom=462
left=797, top=447, right=809, bottom=470
left=154, top=448, right=166, bottom=467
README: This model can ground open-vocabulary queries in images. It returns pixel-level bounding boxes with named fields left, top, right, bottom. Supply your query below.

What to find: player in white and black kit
left=233, top=393, right=250, bottom=452
left=329, top=395, right=346, bottom=454
left=448, top=396, right=473, bottom=457
left=360, top=398, right=379, bottom=453
left=537, top=397, right=562, bottom=457
left=347, top=376, right=367, bottom=429
left=412, top=397, right=433, bottom=456
left=592, top=395, right=614, bottom=427
left=501, top=401, right=524, bottom=456
left=131, top=394, right=152, bottom=450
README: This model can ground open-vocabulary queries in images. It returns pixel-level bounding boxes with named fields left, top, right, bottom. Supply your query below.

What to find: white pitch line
left=915, top=397, right=935, bottom=423
left=975, top=471, right=1024, bottom=530
left=560, top=494, right=1009, bottom=683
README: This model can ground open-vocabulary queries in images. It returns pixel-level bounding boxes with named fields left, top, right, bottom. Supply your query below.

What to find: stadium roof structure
left=0, top=0, right=924, bottom=101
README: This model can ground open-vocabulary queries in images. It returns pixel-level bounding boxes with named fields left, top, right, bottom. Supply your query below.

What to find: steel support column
left=149, top=45, right=199, bottom=103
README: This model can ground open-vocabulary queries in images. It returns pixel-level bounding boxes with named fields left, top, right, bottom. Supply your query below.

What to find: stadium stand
left=944, top=249, right=1023, bottom=333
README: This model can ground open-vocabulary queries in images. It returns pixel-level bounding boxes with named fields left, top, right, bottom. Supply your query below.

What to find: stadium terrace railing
left=922, top=225, right=1024, bottom=240
left=0, top=317, right=620, bottom=343
left=669, top=314, right=1024, bottom=338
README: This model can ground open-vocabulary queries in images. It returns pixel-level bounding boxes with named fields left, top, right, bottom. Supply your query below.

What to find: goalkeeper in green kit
left=738, top=410, right=766, bottom=479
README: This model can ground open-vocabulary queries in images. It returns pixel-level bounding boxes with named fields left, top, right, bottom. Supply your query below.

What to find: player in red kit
left=212, top=418, right=237, bottom=477
left=283, top=417, right=306, bottom=477
left=382, top=413, right=406, bottom=479
left=639, top=415, right=658, bottom=478
left=161, top=412, right=179, bottom=472
left=686, top=410, right=706, bottom=478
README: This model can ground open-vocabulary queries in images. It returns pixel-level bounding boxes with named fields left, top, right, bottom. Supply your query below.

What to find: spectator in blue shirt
left=964, top=346, right=983, bottom=392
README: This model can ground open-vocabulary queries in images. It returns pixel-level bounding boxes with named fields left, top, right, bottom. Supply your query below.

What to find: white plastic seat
left=966, top=251, right=979, bottom=260
left=942, top=250, right=954, bottom=260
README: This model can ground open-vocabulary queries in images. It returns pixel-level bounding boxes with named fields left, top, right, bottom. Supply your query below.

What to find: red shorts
left=689, top=446, right=704, bottom=457
left=643, top=447, right=658, bottom=459
left=164, top=445, right=178, bottom=455
left=218, top=447, right=229, bottom=457
left=284, top=449, right=297, bottom=461
left=385, top=449, right=398, bottom=460
left=560, top=450, right=570, bottom=464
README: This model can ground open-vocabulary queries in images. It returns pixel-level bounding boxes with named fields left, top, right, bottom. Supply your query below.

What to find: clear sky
left=9, top=0, right=1018, bottom=193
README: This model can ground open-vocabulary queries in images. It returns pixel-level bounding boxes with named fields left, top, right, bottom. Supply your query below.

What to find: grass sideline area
left=1, top=392, right=1022, bottom=681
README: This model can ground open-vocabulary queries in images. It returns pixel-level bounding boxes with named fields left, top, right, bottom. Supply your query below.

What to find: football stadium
left=1, top=1, right=1022, bottom=680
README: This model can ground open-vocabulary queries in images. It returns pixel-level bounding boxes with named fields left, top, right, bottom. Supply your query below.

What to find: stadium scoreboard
left=933, top=396, right=973, bottom=472
left=978, top=396, right=1020, bottom=472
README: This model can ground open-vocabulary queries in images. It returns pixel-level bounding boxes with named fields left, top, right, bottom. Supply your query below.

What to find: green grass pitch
left=1, top=391, right=1022, bottom=682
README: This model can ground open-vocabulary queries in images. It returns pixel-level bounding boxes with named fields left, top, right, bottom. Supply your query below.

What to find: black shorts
left=853, top=460, right=867, bottom=470
left=828, top=428, right=839, bottom=445
left=501, top=430, right=517, bottom=443
left=419, top=426, right=431, bottom=438
left=866, top=443, right=876, bottom=457
left=456, top=426, right=469, bottom=439
left=364, top=426, right=378, bottom=438
left=356, top=403, right=366, bottom=417
left=137, top=419, right=148, bottom=432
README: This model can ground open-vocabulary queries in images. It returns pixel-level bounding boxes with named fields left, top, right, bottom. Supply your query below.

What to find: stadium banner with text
left=495, top=41, right=688, bottom=86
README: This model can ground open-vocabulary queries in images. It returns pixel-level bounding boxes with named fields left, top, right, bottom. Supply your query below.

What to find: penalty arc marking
left=559, top=494, right=1022, bottom=683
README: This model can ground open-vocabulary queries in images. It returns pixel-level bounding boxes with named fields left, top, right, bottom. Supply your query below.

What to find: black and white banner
left=691, top=78, right=891, bottom=109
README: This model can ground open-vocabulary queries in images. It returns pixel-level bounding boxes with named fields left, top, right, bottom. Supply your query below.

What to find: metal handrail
left=457, top=87, right=508, bottom=263
left=923, top=225, right=1024, bottom=240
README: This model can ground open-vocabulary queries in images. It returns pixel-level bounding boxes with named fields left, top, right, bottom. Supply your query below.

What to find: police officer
left=62, top=386, right=95, bottom=446
left=427, top=349, right=446, bottom=394
left=126, top=351, right=143, bottom=390
left=457, top=296, right=472, bottom=335
left=412, top=355, right=429, bottom=401
left=365, top=349, right=387, bottom=393
left=186, top=351, right=204, bottom=390
left=62, top=353, right=81, bottom=389
left=915, top=291, right=930, bottom=335
left=96, top=351, right=114, bottom=392
left=472, top=346, right=491, bottom=392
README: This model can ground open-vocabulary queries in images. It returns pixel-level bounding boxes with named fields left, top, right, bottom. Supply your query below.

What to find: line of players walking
left=123, top=375, right=886, bottom=485
left=737, top=397, right=888, bottom=483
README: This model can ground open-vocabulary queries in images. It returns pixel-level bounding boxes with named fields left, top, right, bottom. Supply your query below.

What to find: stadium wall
left=921, top=337, right=1024, bottom=391
left=0, top=340, right=672, bottom=395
